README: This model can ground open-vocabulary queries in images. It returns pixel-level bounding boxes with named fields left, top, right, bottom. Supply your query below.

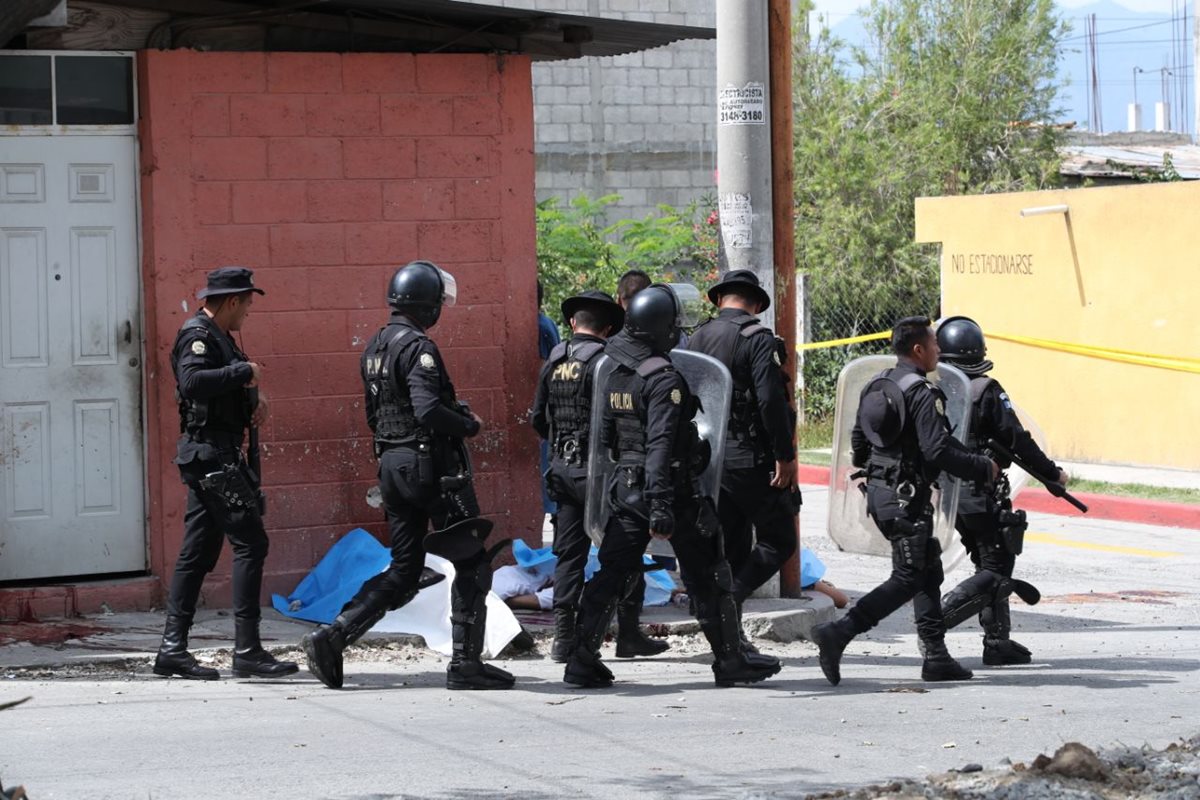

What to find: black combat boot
left=614, top=603, right=669, bottom=658
left=153, top=615, right=219, bottom=680
left=550, top=606, right=576, bottom=664
left=232, top=618, right=299, bottom=678
left=810, top=616, right=857, bottom=686
left=698, top=594, right=779, bottom=687
left=920, top=638, right=974, bottom=682
left=735, top=599, right=761, bottom=655
left=564, top=600, right=617, bottom=688
left=446, top=585, right=515, bottom=691
left=302, top=623, right=346, bottom=689
left=982, top=598, right=1032, bottom=665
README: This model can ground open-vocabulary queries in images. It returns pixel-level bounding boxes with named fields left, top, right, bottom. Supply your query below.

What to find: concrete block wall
left=479, top=0, right=717, bottom=220
left=138, top=51, right=541, bottom=607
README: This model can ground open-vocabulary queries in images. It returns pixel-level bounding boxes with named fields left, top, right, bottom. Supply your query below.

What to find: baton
left=986, top=438, right=1088, bottom=513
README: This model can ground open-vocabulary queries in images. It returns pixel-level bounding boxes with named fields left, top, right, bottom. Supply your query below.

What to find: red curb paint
left=796, top=464, right=1200, bottom=531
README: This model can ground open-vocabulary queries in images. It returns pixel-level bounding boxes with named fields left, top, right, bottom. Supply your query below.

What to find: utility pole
left=716, top=0, right=802, bottom=597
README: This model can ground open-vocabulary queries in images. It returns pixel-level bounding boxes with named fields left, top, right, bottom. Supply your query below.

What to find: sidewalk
left=0, top=595, right=836, bottom=672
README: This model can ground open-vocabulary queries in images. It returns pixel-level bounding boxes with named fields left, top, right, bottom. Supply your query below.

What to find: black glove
left=649, top=499, right=674, bottom=537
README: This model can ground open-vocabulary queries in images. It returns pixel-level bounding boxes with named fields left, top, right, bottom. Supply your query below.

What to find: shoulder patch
left=419, top=352, right=437, bottom=370
left=670, top=388, right=682, bottom=405
left=772, top=349, right=782, bottom=366
left=935, top=397, right=945, bottom=416
left=191, top=340, right=207, bottom=356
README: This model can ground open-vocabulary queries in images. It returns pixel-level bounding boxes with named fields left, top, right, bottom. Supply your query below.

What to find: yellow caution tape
left=796, top=330, right=1200, bottom=374
left=795, top=331, right=890, bottom=350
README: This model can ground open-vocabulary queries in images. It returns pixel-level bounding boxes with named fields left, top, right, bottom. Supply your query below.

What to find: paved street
left=2, top=485, right=1197, bottom=799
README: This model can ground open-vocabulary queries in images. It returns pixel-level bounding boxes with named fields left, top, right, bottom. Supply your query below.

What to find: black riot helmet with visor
left=936, top=315, right=992, bottom=375
left=387, top=260, right=457, bottom=329
left=624, top=283, right=684, bottom=353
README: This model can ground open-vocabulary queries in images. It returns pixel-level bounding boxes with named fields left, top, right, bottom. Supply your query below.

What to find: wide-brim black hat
left=423, top=517, right=494, bottom=562
left=859, top=378, right=907, bottom=448
left=561, top=289, right=625, bottom=330
left=197, top=266, right=266, bottom=299
left=706, top=269, right=770, bottom=311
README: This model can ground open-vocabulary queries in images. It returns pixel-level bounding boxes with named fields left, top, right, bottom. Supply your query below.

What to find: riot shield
left=585, top=350, right=733, bottom=544
left=827, top=356, right=972, bottom=571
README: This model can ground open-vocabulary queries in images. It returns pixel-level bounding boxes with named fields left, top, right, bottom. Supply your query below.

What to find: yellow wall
left=915, top=181, right=1200, bottom=470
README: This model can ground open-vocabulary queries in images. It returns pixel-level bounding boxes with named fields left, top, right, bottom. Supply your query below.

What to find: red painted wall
left=137, top=51, right=541, bottom=608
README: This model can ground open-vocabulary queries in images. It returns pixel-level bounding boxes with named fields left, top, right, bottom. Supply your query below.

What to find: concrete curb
left=797, top=465, right=1200, bottom=531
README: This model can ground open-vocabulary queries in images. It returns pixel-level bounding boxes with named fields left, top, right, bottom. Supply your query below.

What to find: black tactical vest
left=173, top=315, right=251, bottom=438
left=545, top=338, right=605, bottom=460
left=688, top=314, right=770, bottom=448
left=864, top=370, right=933, bottom=485
left=965, top=376, right=996, bottom=453
left=604, top=356, right=700, bottom=469
left=362, top=324, right=424, bottom=444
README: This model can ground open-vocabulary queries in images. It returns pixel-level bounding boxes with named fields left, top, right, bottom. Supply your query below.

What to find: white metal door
left=0, top=135, right=145, bottom=581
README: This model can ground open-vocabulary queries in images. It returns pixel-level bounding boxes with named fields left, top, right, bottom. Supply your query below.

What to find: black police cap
left=706, top=269, right=771, bottom=311
left=197, top=267, right=265, bottom=299
left=560, top=289, right=625, bottom=330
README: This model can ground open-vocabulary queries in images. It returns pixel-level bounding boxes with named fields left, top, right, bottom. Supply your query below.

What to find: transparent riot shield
left=585, top=350, right=733, bottom=544
left=827, top=356, right=972, bottom=571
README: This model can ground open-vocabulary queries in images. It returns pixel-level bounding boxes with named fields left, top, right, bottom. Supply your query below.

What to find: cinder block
left=267, top=137, right=343, bottom=179
left=415, top=137, right=492, bottom=178
left=454, top=178, right=499, bottom=220
left=383, top=179, right=456, bottom=220
left=416, top=220, right=494, bottom=262
left=415, top=54, right=491, bottom=94
left=268, top=52, right=342, bottom=93
left=381, top=95, right=453, bottom=136
left=342, top=53, right=416, bottom=93
left=630, top=105, right=660, bottom=124
left=305, top=95, right=381, bottom=136
left=248, top=266, right=312, bottom=313
left=269, top=223, right=346, bottom=266
left=307, top=267, right=386, bottom=310
left=190, top=52, right=266, bottom=93
left=191, top=94, right=230, bottom=137
left=569, top=123, right=592, bottom=142
left=642, top=47, right=673, bottom=68
left=193, top=182, right=230, bottom=225
left=551, top=105, right=583, bottom=124
left=661, top=105, right=690, bottom=124
left=605, top=105, right=630, bottom=124
left=307, top=181, right=382, bottom=222
left=232, top=180, right=307, bottom=224
left=192, top=137, right=267, bottom=181
left=454, top=96, right=502, bottom=135
left=195, top=224, right=270, bottom=268
left=343, top=138, right=417, bottom=179
left=345, top=221, right=419, bottom=265
left=230, top=94, right=307, bottom=137
left=566, top=86, right=591, bottom=104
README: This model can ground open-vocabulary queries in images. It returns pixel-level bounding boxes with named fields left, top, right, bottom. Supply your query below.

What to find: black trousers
left=718, top=464, right=797, bottom=602
left=847, top=488, right=946, bottom=645
left=347, top=445, right=488, bottom=626
left=578, top=499, right=720, bottom=641
left=166, top=470, right=269, bottom=623
left=949, top=511, right=1016, bottom=634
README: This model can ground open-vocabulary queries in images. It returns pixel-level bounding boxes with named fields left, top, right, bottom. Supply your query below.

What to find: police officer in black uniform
left=937, top=316, right=1065, bottom=665
left=155, top=267, right=298, bottom=680
left=687, top=270, right=798, bottom=622
left=302, top=261, right=514, bottom=691
left=564, top=284, right=782, bottom=688
left=532, top=290, right=668, bottom=662
left=810, top=316, right=999, bottom=686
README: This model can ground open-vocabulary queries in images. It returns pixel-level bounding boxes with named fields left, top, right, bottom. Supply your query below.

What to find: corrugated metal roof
left=106, top=0, right=714, bottom=60
left=1060, top=145, right=1200, bottom=180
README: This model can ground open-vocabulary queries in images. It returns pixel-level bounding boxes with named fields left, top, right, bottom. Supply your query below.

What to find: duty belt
left=859, top=462, right=927, bottom=508
left=186, top=429, right=244, bottom=451
left=551, top=434, right=587, bottom=466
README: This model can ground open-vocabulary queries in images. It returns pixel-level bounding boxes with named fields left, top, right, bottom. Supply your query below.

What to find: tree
left=794, top=0, right=1068, bottom=418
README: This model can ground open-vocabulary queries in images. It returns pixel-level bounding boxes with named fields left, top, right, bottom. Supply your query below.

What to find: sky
left=804, top=0, right=1196, bottom=137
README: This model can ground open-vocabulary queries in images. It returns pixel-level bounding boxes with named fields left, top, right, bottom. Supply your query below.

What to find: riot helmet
left=936, top=315, right=991, bottom=375
left=387, top=260, right=457, bottom=328
left=624, top=283, right=682, bottom=353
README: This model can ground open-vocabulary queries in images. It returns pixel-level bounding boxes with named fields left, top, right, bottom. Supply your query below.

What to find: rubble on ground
left=805, top=739, right=1200, bottom=799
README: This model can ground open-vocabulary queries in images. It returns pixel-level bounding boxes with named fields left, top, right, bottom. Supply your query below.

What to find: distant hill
left=817, top=0, right=1195, bottom=136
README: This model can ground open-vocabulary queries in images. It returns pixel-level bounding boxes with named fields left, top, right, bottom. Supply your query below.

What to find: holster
left=998, top=507, right=1028, bottom=555
left=199, top=463, right=260, bottom=516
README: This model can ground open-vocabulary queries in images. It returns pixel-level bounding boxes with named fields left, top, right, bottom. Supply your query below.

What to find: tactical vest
left=363, top=324, right=425, bottom=444
left=688, top=315, right=771, bottom=450
left=965, top=376, right=996, bottom=453
left=863, top=370, right=930, bottom=486
left=173, top=315, right=251, bottom=438
left=545, top=338, right=605, bottom=461
left=605, top=356, right=702, bottom=475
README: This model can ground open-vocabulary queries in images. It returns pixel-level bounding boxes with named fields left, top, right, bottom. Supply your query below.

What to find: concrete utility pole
left=716, top=0, right=775, bottom=322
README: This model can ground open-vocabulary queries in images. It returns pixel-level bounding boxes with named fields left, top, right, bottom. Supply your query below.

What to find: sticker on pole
left=718, top=82, right=766, bottom=125
left=719, top=193, right=754, bottom=249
